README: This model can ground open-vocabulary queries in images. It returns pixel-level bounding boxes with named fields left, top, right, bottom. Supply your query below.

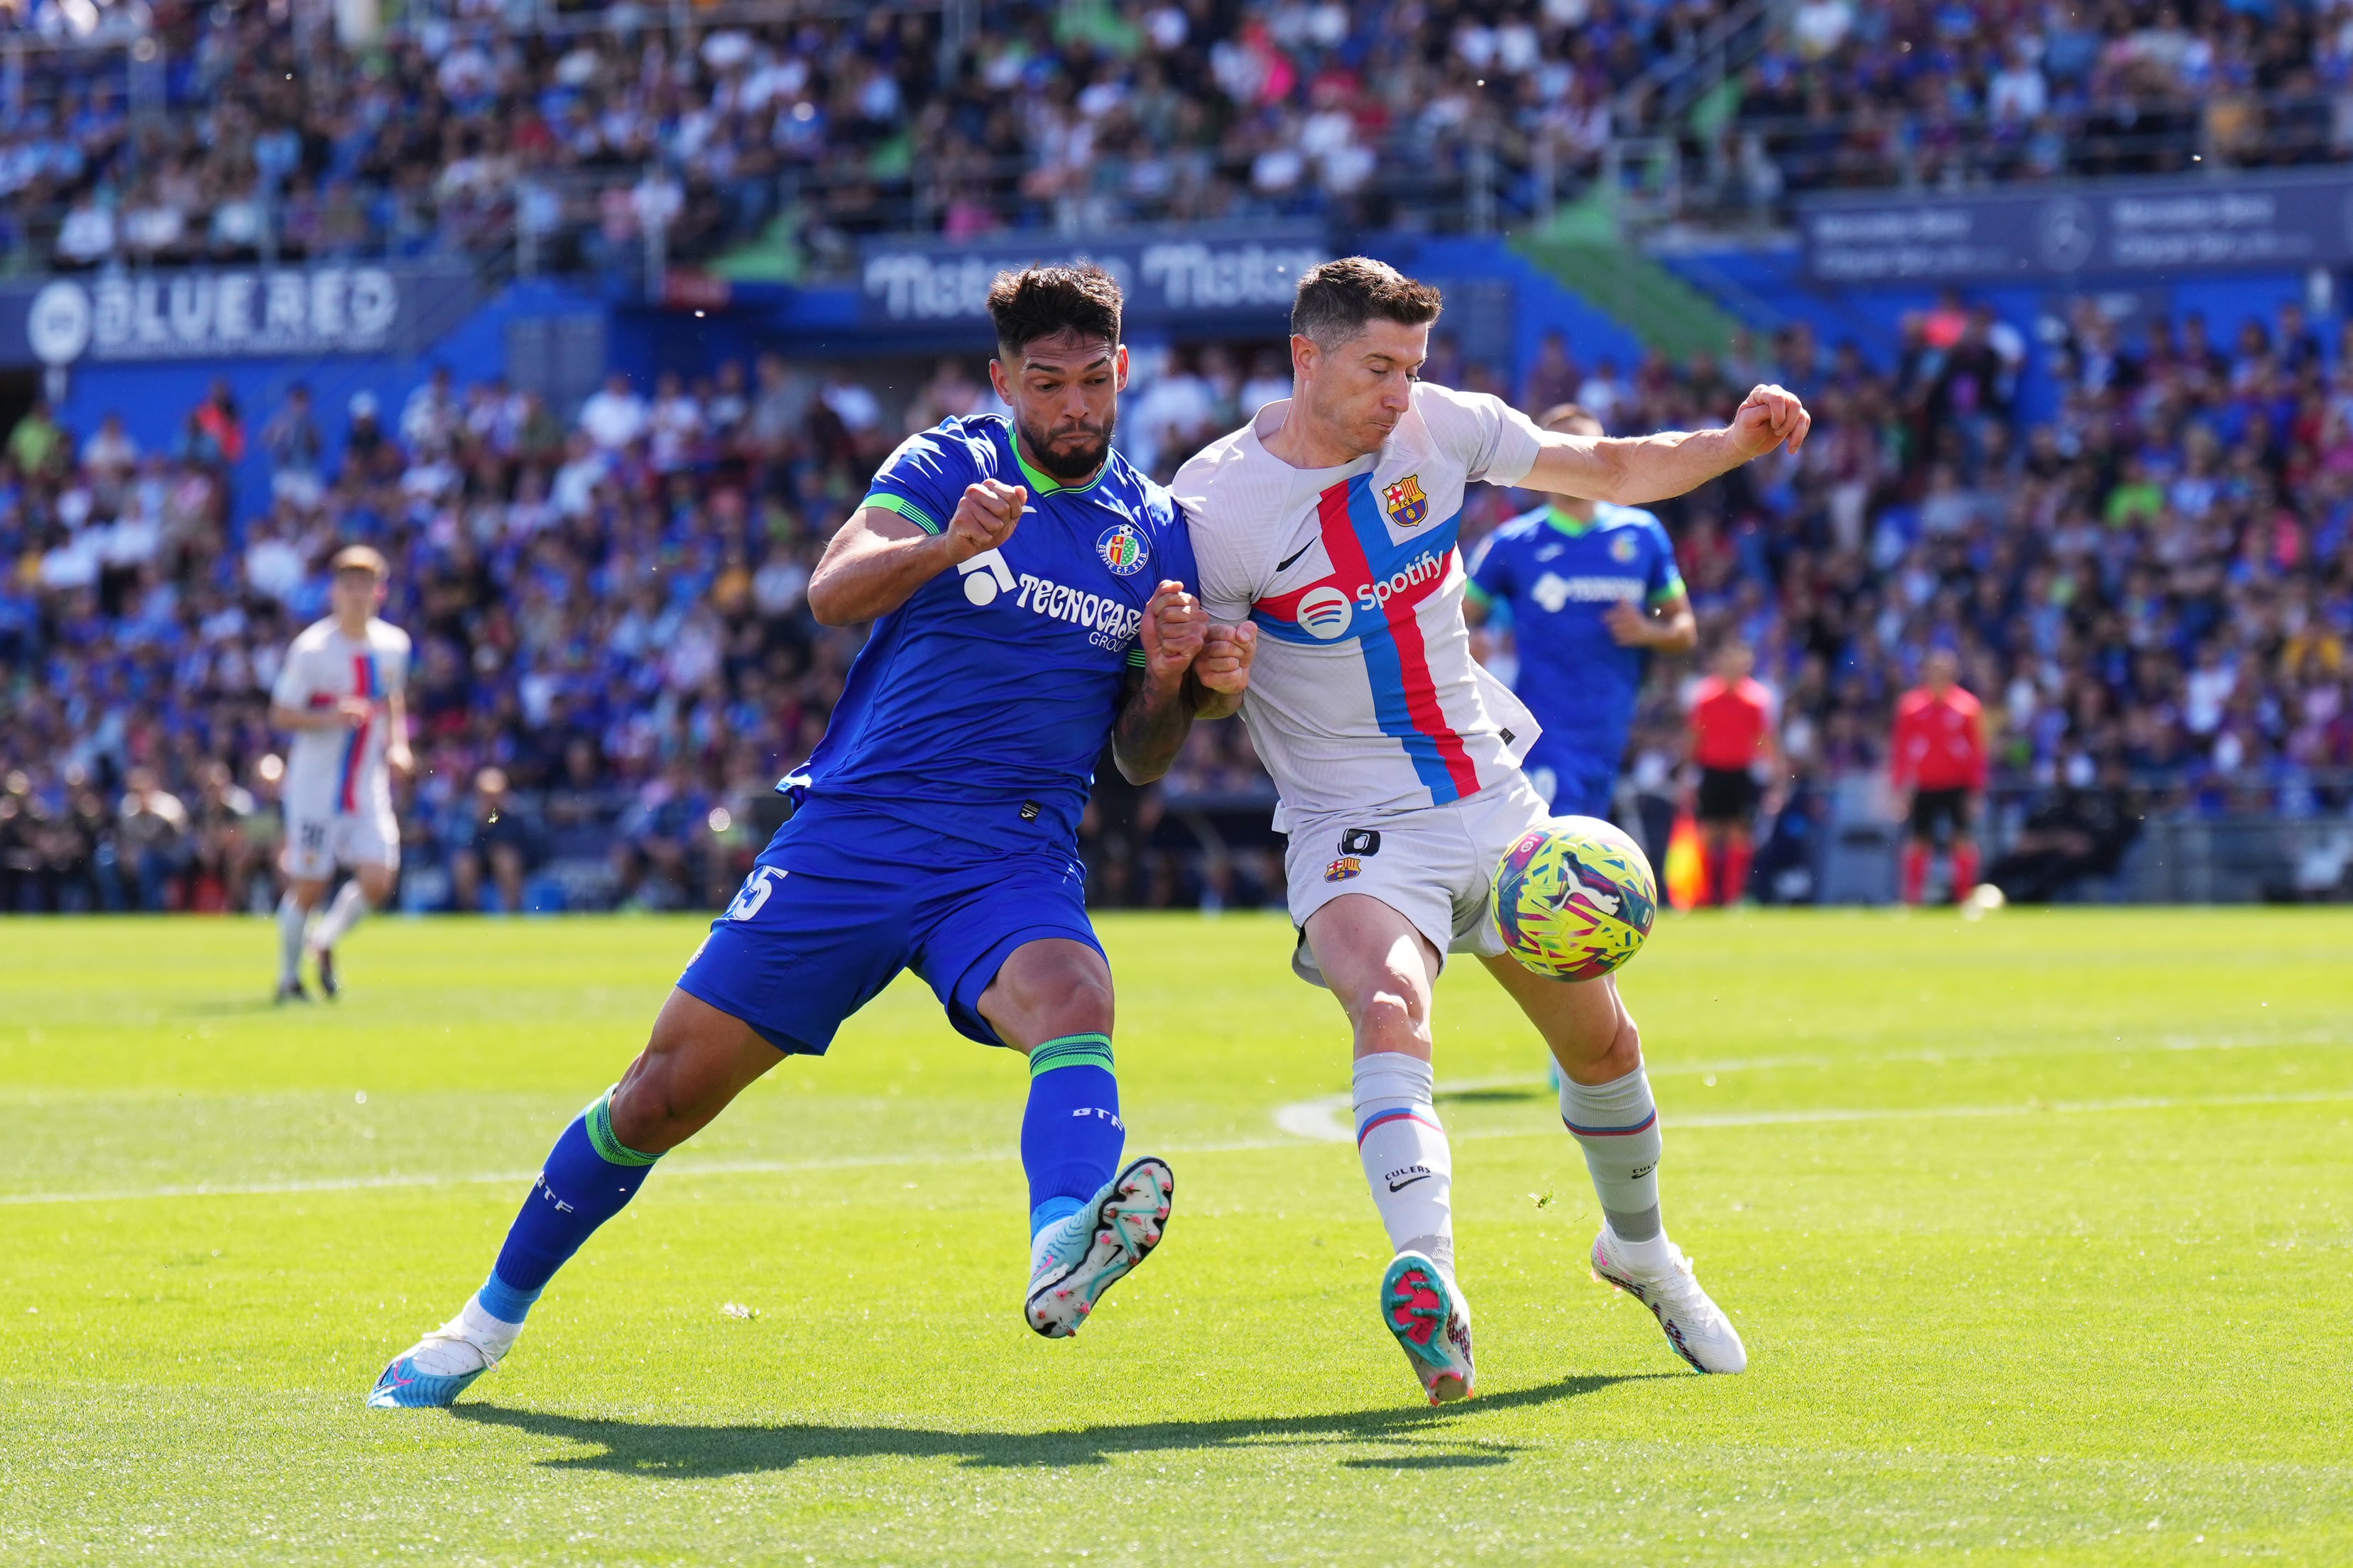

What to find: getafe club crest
left=1610, top=532, right=1639, bottom=563
left=1382, top=473, right=1430, bottom=529
left=1096, top=522, right=1149, bottom=576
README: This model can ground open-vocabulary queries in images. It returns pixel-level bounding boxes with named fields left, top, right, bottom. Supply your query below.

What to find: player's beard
left=1019, top=406, right=1117, bottom=481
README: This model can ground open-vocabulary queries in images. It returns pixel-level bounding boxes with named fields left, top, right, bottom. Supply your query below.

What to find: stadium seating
left=3, top=278, right=2349, bottom=911
left=8, top=0, right=2348, bottom=272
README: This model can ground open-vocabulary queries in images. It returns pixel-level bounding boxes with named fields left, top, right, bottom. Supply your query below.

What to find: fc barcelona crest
left=1382, top=473, right=1430, bottom=529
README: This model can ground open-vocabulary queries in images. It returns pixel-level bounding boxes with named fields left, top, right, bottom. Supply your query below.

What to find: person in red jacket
left=1685, top=640, right=1781, bottom=905
left=1891, top=649, right=1989, bottom=904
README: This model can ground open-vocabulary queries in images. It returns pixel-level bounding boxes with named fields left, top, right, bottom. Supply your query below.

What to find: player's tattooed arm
left=807, top=481, right=1027, bottom=625
left=1111, top=581, right=1218, bottom=785
left=1521, top=384, right=1811, bottom=506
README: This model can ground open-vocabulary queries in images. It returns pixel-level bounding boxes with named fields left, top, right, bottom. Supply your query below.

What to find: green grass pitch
left=2, top=908, right=2349, bottom=1565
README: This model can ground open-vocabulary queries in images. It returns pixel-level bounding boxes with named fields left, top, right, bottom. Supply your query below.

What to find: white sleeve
left=381, top=628, right=413, bottom=696
left=1172, top=454, right=1260, bottom=625
left=269, top=642, right=311, bottom=711
left=1419, top=383, right=1544, bottom=488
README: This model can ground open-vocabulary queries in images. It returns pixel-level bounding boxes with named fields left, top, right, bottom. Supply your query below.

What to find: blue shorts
left=676, top=799, right=1101, bottom=1056
left=1522, top=747, right=1620, bottom=821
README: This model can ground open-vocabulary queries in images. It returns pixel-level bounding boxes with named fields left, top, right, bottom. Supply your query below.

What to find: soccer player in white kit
left=1173, top=258, right=1810, bottom=1403
left=266, top=545, right=413, bottom=1000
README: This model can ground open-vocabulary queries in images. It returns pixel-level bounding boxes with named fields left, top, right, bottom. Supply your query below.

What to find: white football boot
left=1380, top=1251, right=1475, bottom=1405
left=1025, top=1156, right=1174, bottom=1338
left=1590, top=1228, right=1747, bottom=1374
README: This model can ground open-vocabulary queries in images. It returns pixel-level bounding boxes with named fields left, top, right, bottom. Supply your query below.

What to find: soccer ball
left=1489, top=816, right=1659, bottom=982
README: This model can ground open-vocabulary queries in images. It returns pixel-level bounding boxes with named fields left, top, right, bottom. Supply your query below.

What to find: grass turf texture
left=1, top=910, right=2349, bottom=1566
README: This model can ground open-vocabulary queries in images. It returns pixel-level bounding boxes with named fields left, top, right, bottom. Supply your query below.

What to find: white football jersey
left=271, top=616, right=411, bottom=818
left=1174, top=382, right=1547, bottom=828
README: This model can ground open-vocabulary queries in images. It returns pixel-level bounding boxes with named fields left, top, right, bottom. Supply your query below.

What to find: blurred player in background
left=1177, top=257, right=1808, bottom=1403
left=1465, top=402, right=1696, bottom=818
left=1891, top=649, right=1988, bottom=905
left=1685, top=640, right=1779, bottom=907
left=266, top=546, right=412, bottom=1001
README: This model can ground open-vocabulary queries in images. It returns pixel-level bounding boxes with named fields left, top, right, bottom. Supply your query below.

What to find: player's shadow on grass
left=452, top=1374, right=1661, bottom=1477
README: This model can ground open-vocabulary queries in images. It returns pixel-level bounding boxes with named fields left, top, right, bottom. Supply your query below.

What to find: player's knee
left=1350, top=980, right=1429, bottom=1056
left=1020, top=972, right=1115, bottom=1044
left=608, top=1051, right=721, bottom=1152
left=1549, top=985, right=1642, bottom=1080
left=988, top=941, right=1115, bottom=1045
left=1598, top=1009, right=1644, bottom=1078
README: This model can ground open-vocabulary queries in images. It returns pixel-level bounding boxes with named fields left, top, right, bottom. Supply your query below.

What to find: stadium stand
left=4, top=279, right=2350, bottom=911
left=2, top=0, right=2350, bottom=911
left=9, top=0, right=2352, bottom=273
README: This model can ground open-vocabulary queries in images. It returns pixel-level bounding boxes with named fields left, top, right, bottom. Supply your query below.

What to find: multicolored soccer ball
left=1488, top=816, right=1659, bottom=981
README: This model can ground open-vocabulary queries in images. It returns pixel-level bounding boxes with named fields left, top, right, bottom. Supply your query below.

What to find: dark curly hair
left=988, top=264, right=1124, bottom=360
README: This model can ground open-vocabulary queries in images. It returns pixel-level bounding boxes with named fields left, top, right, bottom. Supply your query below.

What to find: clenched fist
left=1728, top=384, right=1811, bottom=459
left=1137, top=579, right=1206, bottom=687
left=944, top=480, right=1025, bottom=564
left=1194, top=621, right=1257, bottom=697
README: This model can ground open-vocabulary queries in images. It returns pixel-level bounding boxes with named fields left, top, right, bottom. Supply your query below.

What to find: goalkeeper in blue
left=1464, top=402, right=1696, bottom=820
left=371, top=265, right=1256, bottom=1408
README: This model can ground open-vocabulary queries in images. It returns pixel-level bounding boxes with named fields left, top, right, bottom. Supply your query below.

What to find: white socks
left=312, top=881, right=371, bottom=949
left=459, top=1295, right=525, bottom=1357
left=275, top=892, right=308, bottom=985
left=1353, top=1052, right=1455, bottom=1280
left=1562, top=1066, right=1672, bottom=1273
left=408, top=1296, right=523, bottom=1376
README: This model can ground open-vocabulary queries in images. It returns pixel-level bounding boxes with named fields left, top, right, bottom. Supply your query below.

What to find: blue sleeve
left=1467, top=530, right=1515, bottom=605
left=1157, top=500, right=1201, bottom=593
left=861, top=424, right=978, bottom=536
left=1130, top=494, right=1201, bottom=669
left=1644, top=516, right=1686, bottom=605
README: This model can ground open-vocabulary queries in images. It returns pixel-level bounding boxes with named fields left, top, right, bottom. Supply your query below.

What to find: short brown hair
left=987, top=264, right=1123, bottom=360
left=330, top=544, right=388, bottom=579
left=1536, top=402, right=1603, bottom=435
left=1292, top=257, right=1443, bottom=347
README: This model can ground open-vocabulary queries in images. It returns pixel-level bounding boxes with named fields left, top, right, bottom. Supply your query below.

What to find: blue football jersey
left=786, top=415, right=1197, bottom=850
left=1466, top=502, right=1683, bottom=757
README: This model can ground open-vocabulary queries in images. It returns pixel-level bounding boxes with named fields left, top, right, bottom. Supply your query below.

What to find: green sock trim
left=1028, top=1033, right=1115, bottom=1077
left=585, top=1090, right=661, bottom=1167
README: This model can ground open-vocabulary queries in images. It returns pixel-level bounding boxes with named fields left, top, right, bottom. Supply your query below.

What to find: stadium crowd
left=4, top=284, right=2351, bottom=913
left=12, top=0, right=2353, bottom=273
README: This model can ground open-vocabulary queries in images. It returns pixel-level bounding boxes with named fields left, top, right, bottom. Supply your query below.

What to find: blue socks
left=472, top=1040, right=1118, bottom=1324
left=480, top=1089, right=662, bottom=1325
left=1021, top=1034, right=1125, bottom=1237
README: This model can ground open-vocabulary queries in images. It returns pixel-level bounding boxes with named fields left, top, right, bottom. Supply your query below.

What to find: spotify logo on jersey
left=1296, top=585, right=1353, bottom=640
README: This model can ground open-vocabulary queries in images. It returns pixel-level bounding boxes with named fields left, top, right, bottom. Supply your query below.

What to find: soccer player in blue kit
left=1464, top=402, right=1696, bottom=818
left=370, top=265, right=1257, bottom=1407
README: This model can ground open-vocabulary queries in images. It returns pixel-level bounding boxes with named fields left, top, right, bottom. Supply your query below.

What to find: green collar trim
left=1544, top=505, right=1598, bottom=537
left=1012, top=437, right=1108, bottom=498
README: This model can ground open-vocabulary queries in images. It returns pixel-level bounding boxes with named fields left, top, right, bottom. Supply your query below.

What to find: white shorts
left=1280, top=774, right=1551, bottom=987
left=281, top=808, right=401, bottom=882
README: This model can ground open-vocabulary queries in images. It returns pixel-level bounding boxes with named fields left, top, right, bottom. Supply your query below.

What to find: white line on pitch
left=1272, top=1085, right=2353, bottom=1144
left=8, top=1089, right=2348, bottom=1208
left=0, top=1135, right=1305, bottom=1209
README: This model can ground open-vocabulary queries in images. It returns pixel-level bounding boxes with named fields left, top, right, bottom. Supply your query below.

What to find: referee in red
left=1891, top=649, right=1989, bottom=904
left=1685, top=640, right=1780, bottom=906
